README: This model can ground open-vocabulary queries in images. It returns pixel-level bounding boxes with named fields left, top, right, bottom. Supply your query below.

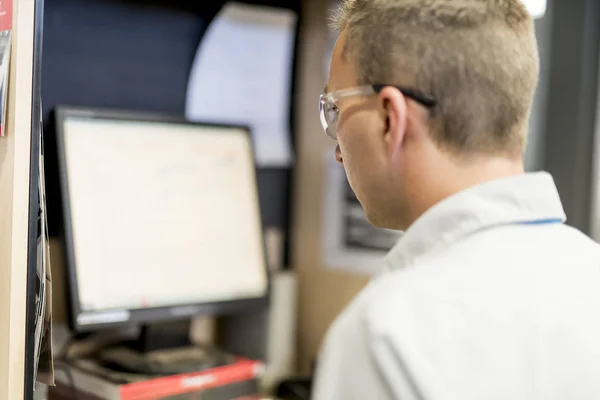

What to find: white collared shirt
left=312, top=172, right=600, bottom=400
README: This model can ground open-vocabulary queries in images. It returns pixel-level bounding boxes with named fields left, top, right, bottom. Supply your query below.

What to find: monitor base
left=96, top=320, right=234, bottom=376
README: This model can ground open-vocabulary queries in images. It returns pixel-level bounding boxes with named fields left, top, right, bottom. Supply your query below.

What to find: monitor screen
left=56, top=108, right=269, bottom=331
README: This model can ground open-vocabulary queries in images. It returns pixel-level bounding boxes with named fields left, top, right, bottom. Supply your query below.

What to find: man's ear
left=379, top=86, right=408, bottom=158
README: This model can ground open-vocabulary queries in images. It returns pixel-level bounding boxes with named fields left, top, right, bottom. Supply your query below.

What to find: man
left=313, top=1, right=600, bottom=399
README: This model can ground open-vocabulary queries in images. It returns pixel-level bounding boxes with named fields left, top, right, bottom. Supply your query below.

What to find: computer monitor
left=54, top=106, right=270, bottom=340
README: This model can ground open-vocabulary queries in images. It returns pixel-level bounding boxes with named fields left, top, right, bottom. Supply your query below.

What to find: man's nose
left=335, top=145, right=343, bottom=164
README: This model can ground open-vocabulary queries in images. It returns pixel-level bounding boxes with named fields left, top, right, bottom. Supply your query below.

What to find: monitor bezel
left=54, top=105, right=271, bottom=333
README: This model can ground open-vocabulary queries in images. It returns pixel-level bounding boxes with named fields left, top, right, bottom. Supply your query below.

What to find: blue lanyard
left=521, top=218, right=563, bottom=225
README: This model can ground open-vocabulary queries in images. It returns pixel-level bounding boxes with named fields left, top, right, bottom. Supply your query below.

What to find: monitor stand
left=97, top=320, right=234, bottom=376
left=130, top=320, right=192, bottom=353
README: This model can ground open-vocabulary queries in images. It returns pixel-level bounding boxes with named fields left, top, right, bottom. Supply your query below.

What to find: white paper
left=186, top=2, right=297, bottom=167
left=263, top=271, right=298, bottom=391
left=0, top=31, right=11, bottom=136
left=33, top=130, right=46, bottom=386
left=321, top=149, right=403, bottom=276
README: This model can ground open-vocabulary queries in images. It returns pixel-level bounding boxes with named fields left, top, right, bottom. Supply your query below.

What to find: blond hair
left=331, top=0, right=540, bottom=157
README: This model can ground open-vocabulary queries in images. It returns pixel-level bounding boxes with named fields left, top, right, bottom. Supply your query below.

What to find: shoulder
left=319, top=273, right=414, bottom=352
left=314, top=274, right=430, bottom=400
left=327, top=268, right=433, bottom=344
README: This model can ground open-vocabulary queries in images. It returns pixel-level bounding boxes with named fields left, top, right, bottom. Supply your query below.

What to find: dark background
left=42, top=0, right=301, bottom=262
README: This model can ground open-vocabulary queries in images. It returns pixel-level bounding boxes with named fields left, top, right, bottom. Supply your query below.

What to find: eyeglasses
left=319, top=84, right=437, bottom=140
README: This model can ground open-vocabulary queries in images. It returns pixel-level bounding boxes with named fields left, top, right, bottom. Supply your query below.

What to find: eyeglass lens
left=321, top=101, right=339, bottom=139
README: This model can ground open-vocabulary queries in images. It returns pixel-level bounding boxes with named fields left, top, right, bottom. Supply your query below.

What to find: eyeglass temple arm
left=372, top=84, right=437, bottom=108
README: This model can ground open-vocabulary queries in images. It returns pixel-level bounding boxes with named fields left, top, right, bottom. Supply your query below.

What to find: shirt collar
left=384, top=172, right=566, bottom=270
